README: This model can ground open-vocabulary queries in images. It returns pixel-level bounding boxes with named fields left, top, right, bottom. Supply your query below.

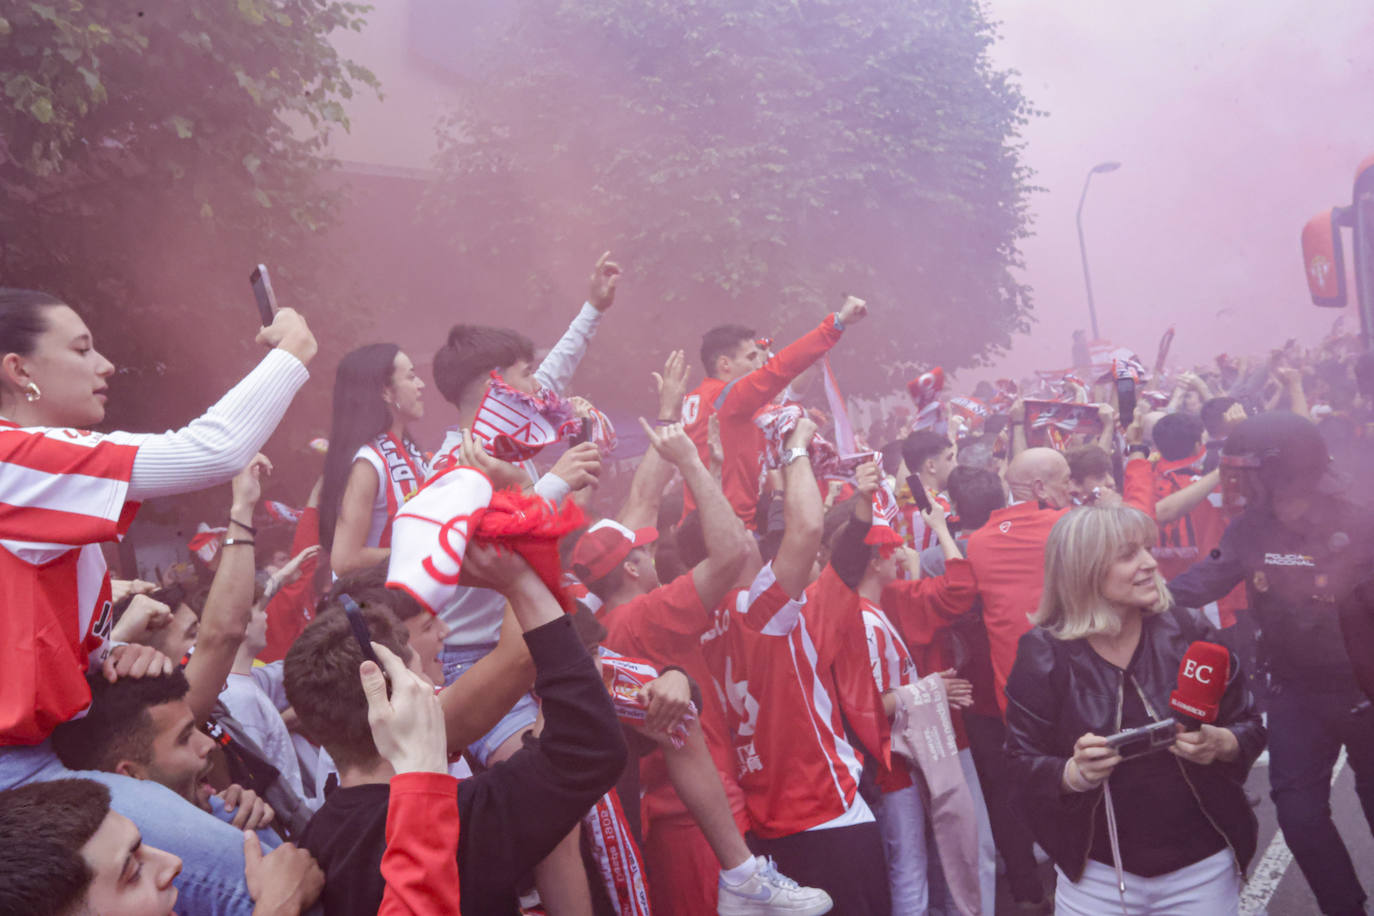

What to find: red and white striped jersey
left=0, top=421, right=143, bottom=746
left=897, top=489, right=951, bottom=551
left=717, top=565, right=871, bottom=839
left=859, top=599, right=918, bottom=792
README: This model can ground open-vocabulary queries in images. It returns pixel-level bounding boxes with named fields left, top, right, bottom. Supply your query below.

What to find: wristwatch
left=1125, top=443, right=1150, bottom=459
left=782, top=447, right=809, bottom=467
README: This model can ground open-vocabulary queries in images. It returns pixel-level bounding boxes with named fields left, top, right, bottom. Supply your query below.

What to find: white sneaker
left=717, top=857, right=834, bottom=915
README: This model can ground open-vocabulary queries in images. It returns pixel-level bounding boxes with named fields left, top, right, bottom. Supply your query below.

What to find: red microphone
left=1170, top=641, right=1231, bottom=731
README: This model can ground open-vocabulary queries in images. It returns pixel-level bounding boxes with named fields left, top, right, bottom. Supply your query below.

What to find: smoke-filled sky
left=330, top=1, right=1374, bottom=383
left=980, top=0, right=1374, bottom=378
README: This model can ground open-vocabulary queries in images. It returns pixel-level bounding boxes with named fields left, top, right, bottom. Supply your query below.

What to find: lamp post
left=1076, top=160, right=1121, bottom=340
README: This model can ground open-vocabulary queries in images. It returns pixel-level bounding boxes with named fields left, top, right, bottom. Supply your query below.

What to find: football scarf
left=1021, top=399, right=1105, bottom=450
left=865, top=478, right=905, bottom=554
left=906, top=368, right=946, bottom=431
left=471, top=372, right=578, bottom=462
left=600, top=652, right=696, bottom=750
left=888, top=675, right=982, bottom=916
left=583, top=790, right=653, bottom=916
left=366, top=432, right=427, bottom=547
left=754, top=404, right=880, bottom=483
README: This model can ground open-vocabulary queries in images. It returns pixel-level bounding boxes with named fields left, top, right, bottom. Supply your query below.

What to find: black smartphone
left=905, top=474, right=934, bottom=514
left=570, top=416, right=594, bottom=446
left=1103, top=718, right=1176, bottom=760
left=249, top=264, right=278, bottom=326
left=338, top=594, right=380, bottom=665
left=1115, top=376, right=1137, bottom=431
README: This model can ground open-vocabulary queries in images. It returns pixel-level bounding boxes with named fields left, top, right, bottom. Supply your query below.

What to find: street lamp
left=1076, top=160, right=1121, bottom=340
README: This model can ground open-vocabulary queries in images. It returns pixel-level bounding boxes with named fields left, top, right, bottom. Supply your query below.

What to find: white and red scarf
left=583, top=789, right=653, bottom=916
left=367, top=432, right=427, bottom=547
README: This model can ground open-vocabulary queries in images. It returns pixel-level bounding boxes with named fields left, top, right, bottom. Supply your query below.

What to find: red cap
left=571, top=519, right=659, bottom=582
left=1169, top=641, right=1231, bottom=728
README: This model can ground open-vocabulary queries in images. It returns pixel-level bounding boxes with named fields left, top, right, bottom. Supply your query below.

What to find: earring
left=24, top=382, right=40, bottom=403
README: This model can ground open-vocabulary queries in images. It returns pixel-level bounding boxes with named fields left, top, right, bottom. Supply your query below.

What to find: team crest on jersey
left=999, top=521, right=1012, bottom=534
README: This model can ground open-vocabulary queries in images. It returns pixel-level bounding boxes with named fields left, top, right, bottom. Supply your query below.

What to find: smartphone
left=249, top=264, right=278, bottom=326
left=1103, top=718, right=1176, bottom=760
left=569, top=416, right=594, bottom=446
left=905, top=474, right=934, bottom=514
left=1115, top=375, right=1137, bottom=431
left=338, top=594, right=380, bottom=666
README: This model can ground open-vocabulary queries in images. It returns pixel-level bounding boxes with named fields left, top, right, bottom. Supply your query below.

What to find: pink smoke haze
left=982, top=0, right=1374, bottom=377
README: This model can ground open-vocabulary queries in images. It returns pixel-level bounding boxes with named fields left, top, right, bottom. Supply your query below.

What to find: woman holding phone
left=319, top=343, right=429, bottom=579
left=0, top=287, right=318, bottom=914
left=1003, top=507, right=1264, bottom=915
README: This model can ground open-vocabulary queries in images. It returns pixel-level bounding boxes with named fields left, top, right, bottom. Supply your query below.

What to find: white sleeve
left=127, top=349, right=309, bottom=501
left=533, top=471, right=572, bottom=505
left=534, top=302, right=602, bottom=393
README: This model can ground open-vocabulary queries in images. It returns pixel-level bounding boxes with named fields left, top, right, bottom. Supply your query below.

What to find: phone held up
left=905, top=474, right=934, bottom=515
left=249, top=264, right=278, bottom=326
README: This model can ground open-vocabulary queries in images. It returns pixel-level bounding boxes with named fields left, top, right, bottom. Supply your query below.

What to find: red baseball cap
left=571, top=519, right=659, bottom=582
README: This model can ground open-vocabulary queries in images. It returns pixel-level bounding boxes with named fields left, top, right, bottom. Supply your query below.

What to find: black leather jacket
left=1003, top=608, right=1266, bottom=882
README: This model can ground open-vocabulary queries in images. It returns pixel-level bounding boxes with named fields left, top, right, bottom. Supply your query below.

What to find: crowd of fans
left=1, top=261, right=1373, bottom=916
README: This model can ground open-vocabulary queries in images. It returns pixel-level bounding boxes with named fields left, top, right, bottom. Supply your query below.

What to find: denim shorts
left=441, top=643, right=539, bottom=767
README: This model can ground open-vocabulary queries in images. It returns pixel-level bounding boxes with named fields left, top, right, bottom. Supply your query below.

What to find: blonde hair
left=1031, top=506, right=1173, bottom=640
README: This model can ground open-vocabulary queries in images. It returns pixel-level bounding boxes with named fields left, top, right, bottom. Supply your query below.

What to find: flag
left=822, top=356, right=857, bottom=454
left=471, top=372, right=578, bottom=463
left=1153, top=325, right=1176, bottom=376
left=187, top=524, right=227, bottom=564
left=1022, top=400, right=1105, bottom=450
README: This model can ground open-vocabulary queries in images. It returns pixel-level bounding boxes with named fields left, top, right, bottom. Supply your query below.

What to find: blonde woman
left=1003, top=507, right=1265, bottom=916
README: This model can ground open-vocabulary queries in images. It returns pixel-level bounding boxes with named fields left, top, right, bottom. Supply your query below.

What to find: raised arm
left=183, top=455, right=270, bottom=721
left=639, top=418, right=749, bottom=610
left=533, top=252, right=620, bottom=393
left=128, top=310, right=315, bottom=501
left=617, top=350, right=689, bottom=530
left=717, top=297, right=866, bottom=418
left=771, top=417, right=824, bottom=599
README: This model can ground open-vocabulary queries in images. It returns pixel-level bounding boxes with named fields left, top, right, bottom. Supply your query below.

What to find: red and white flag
left=187, top=524, right=227, bottom=565
left=471, top=372, right=578, bottom=463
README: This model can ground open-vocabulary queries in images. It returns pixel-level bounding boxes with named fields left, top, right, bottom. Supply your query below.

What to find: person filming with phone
left=1003, top=507, right=1265, bottom=916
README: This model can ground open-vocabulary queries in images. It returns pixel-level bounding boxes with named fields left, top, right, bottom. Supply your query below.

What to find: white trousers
left=1054, top=847, right=1240, bottom=916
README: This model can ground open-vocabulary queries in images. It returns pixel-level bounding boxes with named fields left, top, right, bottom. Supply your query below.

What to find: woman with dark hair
left=0, top=287, right=318, bottom=915
left=1004, top=507, right=1265, bottom=915
left=319, top=344, right=428, bottom=578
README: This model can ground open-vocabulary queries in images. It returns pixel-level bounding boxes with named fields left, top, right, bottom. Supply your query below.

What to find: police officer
left=1169, top=411, right=1374, bottom=916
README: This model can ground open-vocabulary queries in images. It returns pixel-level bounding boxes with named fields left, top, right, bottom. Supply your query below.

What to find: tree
left=425, top=0, right=1038, bottom=399
left=0, top=0, right=379, bottom=517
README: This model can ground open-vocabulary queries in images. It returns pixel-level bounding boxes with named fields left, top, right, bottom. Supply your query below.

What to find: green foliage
left=0, top=0, right=379, bottom=512
left=426, top=0, right=1039, bottom=397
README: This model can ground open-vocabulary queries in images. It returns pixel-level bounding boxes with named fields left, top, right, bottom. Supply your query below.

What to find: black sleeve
left=456, top=616, right=629, bottom=912
left=1167, top=519, right=1248, bottom=608
left=1340, top=573, right=1374, bottom=703
left=831, top=514, right=871, bottom=592
left=1003, top=631, right=1098, bottom=850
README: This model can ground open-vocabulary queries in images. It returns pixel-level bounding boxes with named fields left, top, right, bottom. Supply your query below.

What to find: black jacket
left=1169, top=495, right=1374, bottom=693
left=1003, top=608, right=1266, bottom=882
left=300, top=616, right=629, bottom=915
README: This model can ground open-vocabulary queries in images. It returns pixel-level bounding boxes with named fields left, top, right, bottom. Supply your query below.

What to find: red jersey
left=0, top=421, right=142, bottom=746
left=859, top=599, right=919, bottom=792
left=682, top=315, right=843, bottom=525
left=717, top=564, right=872, bottom=838
left=259, top=506, right=321, bottom=664
left=597, top=573, right=747, bottom=830
left=966, top=457, right=1154, bottom=714
left=897, top=489, right=952, bottom=551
